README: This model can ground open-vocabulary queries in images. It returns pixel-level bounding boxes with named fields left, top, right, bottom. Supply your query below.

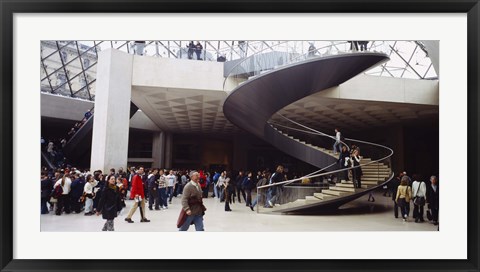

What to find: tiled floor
left=41, top=191, right=438, bottom=232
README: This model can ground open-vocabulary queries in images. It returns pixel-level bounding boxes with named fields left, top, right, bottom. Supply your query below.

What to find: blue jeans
left=266, top=187, right=278, bottom=206
left=158, top=188, right=167, bottom=207
left=167, top=186, right=174, bottom=202
left=333, top=141, right=341, bottom=153
left=213, top=183, right=218, bottom=197
left=179, top=215, right=204, bottom=231
left=251, top=195, right=259, bottom=208
left=41, top=197, right=49, bottom=214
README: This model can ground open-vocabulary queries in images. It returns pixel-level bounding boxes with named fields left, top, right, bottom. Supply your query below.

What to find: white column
left=165, top=132, right=173, bottom=169
left=90, top=49, right=133, bottom=173
left=152, top=131, right=165, bottom=168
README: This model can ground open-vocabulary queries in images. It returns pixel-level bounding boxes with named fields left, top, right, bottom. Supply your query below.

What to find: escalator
left=223, top=42, right=394, bottom=213
left=41, top=150, right=57, bottom=170
left=63, top=102, right=139, bottom=163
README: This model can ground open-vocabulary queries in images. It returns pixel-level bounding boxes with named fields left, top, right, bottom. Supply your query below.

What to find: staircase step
left=362, top=177, right=386, bottom=181
left=335, top=183, right=355, bottom=188
left=305, top=196, right=322, bottom=204
left=322, top=189, right=352, bottom=197
left=314, top=193, right=335, bottom=200
left=362, top=181, right=382, bottom=185
left=363, top=173, right=390, bottom=176
left=330, top=186, right=357, bottom=192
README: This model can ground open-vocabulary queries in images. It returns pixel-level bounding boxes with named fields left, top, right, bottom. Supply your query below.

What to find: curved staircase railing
left=222, top=41, right=393, bottom=214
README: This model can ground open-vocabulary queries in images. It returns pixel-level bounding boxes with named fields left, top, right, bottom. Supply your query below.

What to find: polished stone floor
left=41, top=191, right=438, bottom=232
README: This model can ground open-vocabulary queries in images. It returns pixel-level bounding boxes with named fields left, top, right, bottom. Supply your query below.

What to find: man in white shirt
left=54, top=174, right=72, bottom=215
left=333, top=128, right=341, bottom=154
left=411, top=174, right=427, bottom=223
left=166, top=170, right=177, bottom=204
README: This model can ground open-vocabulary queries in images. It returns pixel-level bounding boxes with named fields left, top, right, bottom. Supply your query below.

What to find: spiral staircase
left=223, top=42, right=394, bottom=214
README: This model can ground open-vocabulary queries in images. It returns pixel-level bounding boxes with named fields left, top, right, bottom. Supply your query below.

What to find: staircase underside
left=223, top=52, right=393, bottom=214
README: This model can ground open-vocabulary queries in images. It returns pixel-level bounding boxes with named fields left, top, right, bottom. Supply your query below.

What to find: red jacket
left=130, top=174, right=145, bottom=199
left=199, top=171, right=207, bottom=189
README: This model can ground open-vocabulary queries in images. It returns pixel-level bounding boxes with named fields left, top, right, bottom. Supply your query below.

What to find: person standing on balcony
left=195, top=41, right=203, bottom=60
left=187, top=41, right=195, bottom=59
left=308, top=43, right=316, bottom=57
left=333, top=128, right=342, bottom=154
left=134, top=41, right=145, bottom=56
left=358, top=41, right=369, bottom=51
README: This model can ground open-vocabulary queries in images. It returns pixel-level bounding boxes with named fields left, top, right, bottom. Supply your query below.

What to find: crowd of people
left=388, top=172, right=439, bottom=226
left=42, top=109, right=93, bottom=168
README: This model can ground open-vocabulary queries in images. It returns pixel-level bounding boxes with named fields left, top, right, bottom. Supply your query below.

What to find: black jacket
left=41, top=178, right=52, bottom=198
left=338, top=150, right=350, bottom=168
left=97, top=185, right=122, bottom=220
left=389, top=177, right=401, bottom=201
left=426, top=183, right=439, bottom=209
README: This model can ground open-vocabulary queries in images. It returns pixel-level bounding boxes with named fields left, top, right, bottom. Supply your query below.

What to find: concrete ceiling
left=275, top=96, right=438, bottom=133
left=131, top=86, right=239, bottom=134
left=131, top=85, right=438, bottom=135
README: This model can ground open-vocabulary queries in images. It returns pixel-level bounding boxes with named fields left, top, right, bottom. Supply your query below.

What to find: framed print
left=1, top=0, right=479, bottom=271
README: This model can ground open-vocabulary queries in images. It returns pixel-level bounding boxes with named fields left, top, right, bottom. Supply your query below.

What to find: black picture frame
left=1, top=1, right=479, bottom=271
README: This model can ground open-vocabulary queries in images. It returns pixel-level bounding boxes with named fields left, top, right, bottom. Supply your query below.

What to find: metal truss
left=40, top=40, right=438, bottom=102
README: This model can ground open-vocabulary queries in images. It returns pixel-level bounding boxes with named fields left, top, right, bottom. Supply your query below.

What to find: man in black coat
left=390, top=173, right=402, bottom=218
left=41, top=171, right=53, bottom=214
left=426, top=175, right=439, bottom=226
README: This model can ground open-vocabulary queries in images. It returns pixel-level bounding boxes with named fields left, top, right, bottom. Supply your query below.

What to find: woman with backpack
left=96, top=175, right=123, bottom=231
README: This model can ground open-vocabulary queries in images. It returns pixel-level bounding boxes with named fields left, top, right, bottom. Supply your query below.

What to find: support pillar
left=165, top=132, right=173, bottom=169
left=233, top=134, right=248, bottom=171
left=152, top=131, right=165, bottom=168
left=90, top=49, right=133, bottom=173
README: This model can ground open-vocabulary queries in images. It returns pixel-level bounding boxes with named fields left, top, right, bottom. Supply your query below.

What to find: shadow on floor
left=286, top=199, right=393, bottom=216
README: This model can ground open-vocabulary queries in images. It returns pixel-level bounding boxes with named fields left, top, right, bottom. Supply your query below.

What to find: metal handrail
left=222, top=41, right=389, bottom=92
left=222, top=41, right=296, bottom=90
left=257, top=121, right=394, bottom=190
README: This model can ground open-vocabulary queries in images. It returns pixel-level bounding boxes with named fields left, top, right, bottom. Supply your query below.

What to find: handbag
left=413, top=182, right=426, bottom=206
left=176, top=209, right=187, bottom=228
left=49, top=196, right=58, bottom=203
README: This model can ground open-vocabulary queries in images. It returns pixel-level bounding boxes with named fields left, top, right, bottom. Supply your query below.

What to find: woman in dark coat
left=96, top=175, right=123, bottom=231
left=351, top=149, right=363, bottom=189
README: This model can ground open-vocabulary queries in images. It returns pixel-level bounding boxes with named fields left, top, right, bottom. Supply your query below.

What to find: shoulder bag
left=414, top=182, right=426, bottom=206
